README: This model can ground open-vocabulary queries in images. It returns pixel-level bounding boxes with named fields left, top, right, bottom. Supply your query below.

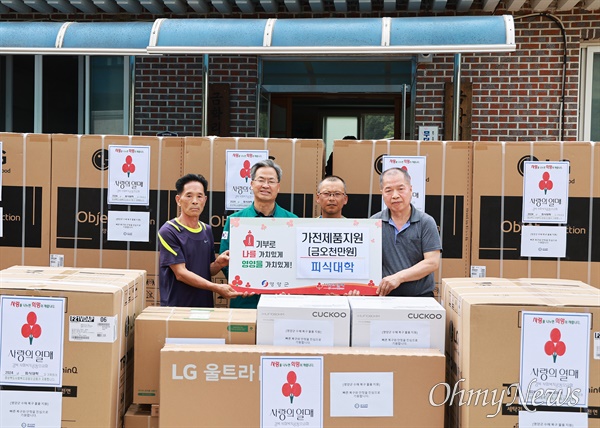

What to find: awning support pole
left=452, top=53, right=461, bottom=141
left=202, top=53, right=209, bottom=137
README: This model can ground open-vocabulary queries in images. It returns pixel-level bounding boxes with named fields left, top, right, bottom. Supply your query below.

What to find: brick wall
left=135, top=55, right=204, bottom=136
left=135, top=54, right=258, bottom=137
left=415, top=10, right=599, bottom=142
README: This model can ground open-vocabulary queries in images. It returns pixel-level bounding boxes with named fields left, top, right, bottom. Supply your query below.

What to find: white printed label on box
left=520, top=225, right=567, bottom=258
left=522, top=161, right=569, bottom=224
left=520, top=312, right=590, bottom=408
left=0, top=390, right=62, bottom=428
left=108, top=145, right=151, bottom=206
left=370, top=320, right=430, bottom=348
left=107, top=210, right=150, bottom=242
left=273, top=319, right=334, bottom=347
left=49, top=254, right=64, bottom=267
left=260, top=356, right=323, bottom=428
left=330, top=372, right=393, bottom=417
left=382, top=156, right=426, bottom=212
left=225, top=150, right=269, bottom=211
left=518, top=410, right=588, bottom=428
left=470, top=265, right=486, bottom=278
left=0, top=296, right=65, bottom=387
left=0, top=207, right=3, bottom=238
left=69, top=315, right=117, bottom=343
left=188, top=310, right=212, bottom=320
left=594, top=332, right=600, bottom=360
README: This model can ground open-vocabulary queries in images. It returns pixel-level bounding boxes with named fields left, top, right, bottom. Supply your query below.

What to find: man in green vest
left=220, top=159, right=297, bottom=309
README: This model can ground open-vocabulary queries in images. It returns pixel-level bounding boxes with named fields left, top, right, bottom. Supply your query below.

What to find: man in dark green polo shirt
left=220, top=159, right=297, bottom=309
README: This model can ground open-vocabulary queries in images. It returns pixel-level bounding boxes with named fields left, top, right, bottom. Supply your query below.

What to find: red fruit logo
left=538, top=171, right=553, bottom=195
left=544, top=328, right=566, bottom=363
left=240, top=160, right=251, bottom=182
left=21, top=311, right=42, bottom=345
left=122, top=155, right=135, bottom=177
left=232, top=275, right=243, bottom=287
left=282, top=371, right=302, bottom=404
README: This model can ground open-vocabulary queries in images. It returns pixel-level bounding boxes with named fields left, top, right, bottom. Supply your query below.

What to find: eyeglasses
left=318, top=192, right=345, bottom=199
left=253, top=178, right=279, bottom=186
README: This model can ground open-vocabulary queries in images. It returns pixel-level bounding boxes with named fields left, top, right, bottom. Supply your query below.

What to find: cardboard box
left=183, top=137, right=325, bottom=254
left=332, top=140, right=473, bottom=295
left=133, top=306, right=256, bottom=404
left=0, top=133, right=52, bottom=269
left=50, top=134, right=185, bottom=307
left=257, top=295, right=351, bottom=347
left=0, top=266, right=145, bottom=428
left=159, top=344, right=445, bottom=428
left=348, top=296, right=445, bottom=353
left=124, top=404, right=158, bottom=428
left=471, top=141, right=600, bottom=288
left=440, top=277, right=600, bottom=428
left=1, top=265, right=146, bottom=319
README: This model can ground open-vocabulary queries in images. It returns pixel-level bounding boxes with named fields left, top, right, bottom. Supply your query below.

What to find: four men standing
left=159, top=163, right=442, bottom=307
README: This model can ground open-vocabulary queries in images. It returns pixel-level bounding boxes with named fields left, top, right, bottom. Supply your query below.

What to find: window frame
left=579, top=45, right=600, bottom=141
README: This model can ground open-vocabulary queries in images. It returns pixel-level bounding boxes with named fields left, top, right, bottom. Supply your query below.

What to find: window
left=1, top=55, right=131, bottom=134
left=89, top=56, right=129, bottom=135
left=580, top=45, right=600, bottom=141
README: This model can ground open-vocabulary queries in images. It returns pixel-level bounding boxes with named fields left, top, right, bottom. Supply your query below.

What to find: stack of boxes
left=470, top=141, right=600, bottom=287
left=441, top=277, right=600, bottom=428
left=155, top=295, right=447, bottom=427
left=1, top=133, right=326, bottom=308
left=2, top=133, right=599, bottom=427
left=49, top=134, right=185, bottom=307
left=0, top=265, right=145, bottom=428
left=132, top=306, right=257, bottom=404
left=0, top=133, right=52, bottom=268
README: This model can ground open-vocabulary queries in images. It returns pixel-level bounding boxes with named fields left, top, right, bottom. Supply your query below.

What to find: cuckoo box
left=133, top=306, right=256, bottom=404
left=332, top=140, right=473, bottom=294
left=441, top=277, right=600, bottom=428
left=347, top=296, right=445, bottom=353
left=257, top=295, right=351, bottom=347
left=0, top=266, right=145, bottom=428
left=0, top=133, right=52, bottom=269
left=50, top=134, right=185, bottom=307
left=471, top=141, right=600, bottom=288
left=159, top=344, right=445, bottom=428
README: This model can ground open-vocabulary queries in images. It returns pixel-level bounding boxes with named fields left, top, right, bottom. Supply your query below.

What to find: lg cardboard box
left=133, top=306, right=256, bottom=404
left=333, top=140, right=472, bottom=295
left=471, top=141, right=600, bottom=288
left=1, top=265, right=146, bottom=319
left=159, top=344, right=445, bottom=428
left=441, top=277, right=600, bottom=428
left=183, top=137, right=325, bottom=253
left=257, top=295, right=351, bottom=347
left=124, top=404, right=158, bottom=428
left=348, top=296, right=445, bottom=353
left=50, top=134, right=185, bottom=307
left=0, top=266, right=145, bottom=428
left=0, top=133, right=51, bottom=269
